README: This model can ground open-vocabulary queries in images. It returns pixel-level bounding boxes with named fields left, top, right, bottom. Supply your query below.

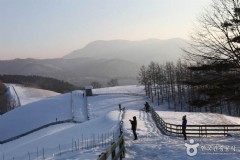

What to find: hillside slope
left=0, top=58, right=139, bottom=86
left=0, top=92, right=78, bottom=141
left=0, top=85, right=239, bottom=160
left=7, top=84, right=59, bottom=105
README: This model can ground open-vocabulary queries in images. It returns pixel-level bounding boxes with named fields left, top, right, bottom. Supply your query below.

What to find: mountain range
left=0, top=38, right=188, bottom=86
left=64, top=38, right=187, bottom=65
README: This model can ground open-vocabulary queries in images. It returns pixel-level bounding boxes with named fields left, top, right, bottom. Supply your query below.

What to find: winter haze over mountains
left=0, top=38, right=187, bottom=86
left=64, top=38, right=186, bottom=64
left=1, top=0, right=210, bottom=87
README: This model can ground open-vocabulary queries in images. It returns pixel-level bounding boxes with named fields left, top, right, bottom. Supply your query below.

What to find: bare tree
left=107, top=78, right=119, bottom=87
left=137, top=65, right=148, bottom=96
left=138, top=60, right=191, bottom=111
left=90, top=81, right=102, bottom=88
left=185, top=0, right=240, bottom=67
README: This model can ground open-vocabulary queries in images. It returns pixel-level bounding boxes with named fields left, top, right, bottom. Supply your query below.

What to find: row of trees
left=187, top=62, right=240, bottom=116
left=0, top=75, right=79, bottom=93
left=138, top=61, right=240, bottom=116
left=138, top=61, right=190, bottom=111
left=138, top=0, right=240, bottom=116
left=0, top=81, right=8, bottom=114
left=90, top=78, right=119, bottom=88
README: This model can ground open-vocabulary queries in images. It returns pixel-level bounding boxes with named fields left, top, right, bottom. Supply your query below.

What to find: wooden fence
left=150, top=107, right=240, bottom=137
left=97, top=133, right=125, bottom=160
left=97, top=108, right=126, bottom=160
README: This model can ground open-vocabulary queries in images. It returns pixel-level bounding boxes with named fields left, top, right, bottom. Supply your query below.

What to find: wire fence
left=1, top=108, right=126, bottom=160
left=97, top=107, right=126, bottom=160
left=1, top=130, right=120, bottom=160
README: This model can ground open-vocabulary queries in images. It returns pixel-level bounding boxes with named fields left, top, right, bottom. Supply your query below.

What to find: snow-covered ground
left=0, top=85, right=239, bottom=160
left=7, top=84, right=59, bottom=105
left=0, top=89, right=87, bottom=141
left=123, top=110, right=240, bottom=160
left=0, top=111, right=121, bottom=160
left=0, top=93, right=73, bottom=141
left=93, top=85, right=145, bottom=95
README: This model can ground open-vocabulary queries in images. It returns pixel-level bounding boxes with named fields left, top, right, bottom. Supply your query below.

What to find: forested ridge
left=0, top=75, right=80, bottom=93
left=0, top=81, right=7, bottom=114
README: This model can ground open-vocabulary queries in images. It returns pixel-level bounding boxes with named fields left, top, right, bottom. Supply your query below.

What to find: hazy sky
left=0, top=0, right=211, bottom=60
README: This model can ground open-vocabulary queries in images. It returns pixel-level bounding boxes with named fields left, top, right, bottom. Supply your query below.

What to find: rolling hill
left=0, top=38, right=188, bottom=86
left=0, top=58, right=139, bottom=86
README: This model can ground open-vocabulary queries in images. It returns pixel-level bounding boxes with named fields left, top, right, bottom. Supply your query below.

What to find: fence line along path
left=150, top=107, right=240, bottom=137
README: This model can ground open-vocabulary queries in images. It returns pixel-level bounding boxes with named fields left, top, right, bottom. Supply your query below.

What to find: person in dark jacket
left=144, top=102, right=150, bottom=113
left=129, top=116, right=138, bottom=140
left=182, top=115, right=187, bottom=140
left=119, top=104, right=122, bottom=111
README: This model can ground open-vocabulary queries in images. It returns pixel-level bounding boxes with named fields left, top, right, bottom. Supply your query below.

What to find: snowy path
left=72, top=91, right=88, bottom=122
left=123, top=110, right=240, bottom=160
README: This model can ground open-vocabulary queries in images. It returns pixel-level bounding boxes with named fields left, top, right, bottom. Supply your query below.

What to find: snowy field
left=0, top=85, right=239, bottom=159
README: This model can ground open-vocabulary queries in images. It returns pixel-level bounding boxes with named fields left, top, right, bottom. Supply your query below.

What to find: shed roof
left=85, top=85, right=93, bottom=89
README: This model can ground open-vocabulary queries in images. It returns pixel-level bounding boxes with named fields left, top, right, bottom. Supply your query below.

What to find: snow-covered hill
left=11, top=84, right=60, bottom=105
left=0, top=93, right=73, bottom=141
left=0, top=85, right=239, bottom=160
left=5, top=84, right=59, bottom=106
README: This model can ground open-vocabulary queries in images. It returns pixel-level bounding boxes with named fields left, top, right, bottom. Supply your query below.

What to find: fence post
left=72, top=138, right=74, bottom=152
left=36, top=147, right=38, bottom=160
left=59, top=144, right=61, bottom=156
left=176, top=126, right=178, bottom=136
left=42, top=148, right=44, bottom=160
left=111, top=142, right=116, bottom=159
left=28, top=152, right=30, bottom=160
left=102, top=134, right=104, bottom=147
left=121, top=134, right=125, bottom=159
left=199, top=126, right=200, bottom=137
left=87, top=137, right=89, bottom=149
left=82, top=134, right=84, bottom=149
left=224, top=126, right=225, bottom=136
left=205, top=125, right=207, bottom=137
left=98, top=152, right=106, bottom=160
left=75, top=141, right=77, bottom=151
left=200, top=126, right=202, bottom=137
left=78, top=139, right=80, bottom=150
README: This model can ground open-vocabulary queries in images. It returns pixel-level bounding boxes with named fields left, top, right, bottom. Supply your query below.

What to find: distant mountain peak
left=63, top=38, right=188, bottom=65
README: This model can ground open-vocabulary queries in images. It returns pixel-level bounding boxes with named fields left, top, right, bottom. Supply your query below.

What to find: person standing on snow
left=129, top=116, right=138, bottom=140
left=144, top=102, right=150, bottom=112
left=182, top=115, right=187, bottom=140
